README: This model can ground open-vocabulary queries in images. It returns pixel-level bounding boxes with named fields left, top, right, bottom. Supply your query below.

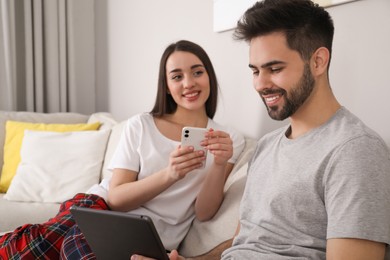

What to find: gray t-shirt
left=222, top=107, right=390, bottom=259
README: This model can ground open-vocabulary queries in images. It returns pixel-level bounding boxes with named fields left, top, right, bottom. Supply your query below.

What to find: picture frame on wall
left=213, top=0, right=361, bottom=32
left=313, top=0, right=360, bottom=8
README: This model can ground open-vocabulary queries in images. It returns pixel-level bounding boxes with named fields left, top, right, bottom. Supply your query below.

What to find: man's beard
left=261, top=64, right=315, bottom=121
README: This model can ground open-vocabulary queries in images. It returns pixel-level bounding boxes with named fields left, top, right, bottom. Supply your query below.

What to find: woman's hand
left=166, top=145, right=206, bottom=181
left=202, top=129, right=233, bottom=166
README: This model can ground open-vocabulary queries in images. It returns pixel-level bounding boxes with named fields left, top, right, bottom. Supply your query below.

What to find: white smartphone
left=181, top=126, right=208, bottom=168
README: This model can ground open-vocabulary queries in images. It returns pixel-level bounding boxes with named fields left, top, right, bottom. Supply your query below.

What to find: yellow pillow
left=0, top=121, right=101, bottom=192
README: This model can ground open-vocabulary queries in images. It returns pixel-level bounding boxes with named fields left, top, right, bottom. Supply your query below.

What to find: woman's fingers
left=167, top=146, right=206, bottom=180
left=203, top=130, right=233, bottom=164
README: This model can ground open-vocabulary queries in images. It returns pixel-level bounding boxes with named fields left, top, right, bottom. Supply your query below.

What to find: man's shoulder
left=331, top=107, right=385, bottom=146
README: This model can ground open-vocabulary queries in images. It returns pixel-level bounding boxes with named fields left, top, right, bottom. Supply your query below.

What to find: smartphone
left=181, top=126, right=208, bottom=168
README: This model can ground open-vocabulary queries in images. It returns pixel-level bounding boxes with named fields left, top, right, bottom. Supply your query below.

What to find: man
left=134, top=0, right=390, bottom=259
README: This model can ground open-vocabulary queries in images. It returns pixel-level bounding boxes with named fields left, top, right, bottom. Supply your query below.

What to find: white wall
left=329, top=0, right=390, bottom=146
left=104, top=0, right=390, bottom=146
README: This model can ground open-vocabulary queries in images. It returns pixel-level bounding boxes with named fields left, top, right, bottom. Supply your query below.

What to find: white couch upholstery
left=0, top=111, right=256, bottom=257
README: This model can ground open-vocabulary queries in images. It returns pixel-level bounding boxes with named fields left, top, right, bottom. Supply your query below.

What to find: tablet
left=70, top=206, right=169, bottom=260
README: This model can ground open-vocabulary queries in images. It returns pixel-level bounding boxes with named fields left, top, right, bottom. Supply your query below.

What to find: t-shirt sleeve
left=108, top=115, right=142, bottom=172
left=325, top=135, right=390, bottom=244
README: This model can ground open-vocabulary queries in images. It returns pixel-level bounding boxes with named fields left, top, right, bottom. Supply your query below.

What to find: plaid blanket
left=0, top=193, right=109, bottom=260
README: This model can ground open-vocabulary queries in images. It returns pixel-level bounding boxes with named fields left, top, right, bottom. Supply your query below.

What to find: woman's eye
left=194, top=70, right=204, bottom=77
left=171, top=75, right=182, bottom=81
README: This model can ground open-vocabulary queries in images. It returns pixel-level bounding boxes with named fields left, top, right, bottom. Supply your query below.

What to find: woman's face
left=165, top=51, right=210, bottom=114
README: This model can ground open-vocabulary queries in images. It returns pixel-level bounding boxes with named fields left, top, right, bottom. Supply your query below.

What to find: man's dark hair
left=150, top=40, right=218, bottom=119
left=234, top=0, right=334, bottom=62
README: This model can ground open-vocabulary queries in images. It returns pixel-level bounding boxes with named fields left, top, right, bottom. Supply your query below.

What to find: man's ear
left=311, top=47, right=330, bottom=76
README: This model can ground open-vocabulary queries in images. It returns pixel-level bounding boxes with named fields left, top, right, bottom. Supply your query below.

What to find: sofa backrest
left=101, top=120, right=126, bottom=180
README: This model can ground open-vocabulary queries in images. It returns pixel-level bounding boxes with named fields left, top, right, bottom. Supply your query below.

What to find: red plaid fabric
left=0, top=193, right=109, bottom=260
left=60, top=225, right=96, bottom=260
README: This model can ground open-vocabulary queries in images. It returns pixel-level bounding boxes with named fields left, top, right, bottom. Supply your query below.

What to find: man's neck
left=288, top=84, right=341, bottom=139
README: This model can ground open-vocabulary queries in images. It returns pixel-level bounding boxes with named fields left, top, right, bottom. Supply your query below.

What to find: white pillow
left=4, top=129, right=110, bottom=203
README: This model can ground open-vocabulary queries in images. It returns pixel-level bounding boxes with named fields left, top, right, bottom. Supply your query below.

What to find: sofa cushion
left=4, top=129, right=110, bottom=203
left=0, top=193, right=60, bottom=232
left=0, top=121, right=101, bottom=192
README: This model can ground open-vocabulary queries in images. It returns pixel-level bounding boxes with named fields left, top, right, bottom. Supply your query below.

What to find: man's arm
left=326, top=238, right=386, bottom=260
left=187, top=222, right=239, bottom=260
left=130, top=239, right=233, bottom=260
left=131, top=223, right=239, bottom=260
left=187, top=239, right=233, bottom=260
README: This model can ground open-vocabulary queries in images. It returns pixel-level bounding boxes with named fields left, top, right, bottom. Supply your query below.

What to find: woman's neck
left=153, top=109, right=209, bottom=142
left=163, top=109, right=209, bottom=128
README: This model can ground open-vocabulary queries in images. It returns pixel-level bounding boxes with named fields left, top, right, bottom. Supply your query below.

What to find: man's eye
left=270, top=67, right=282, bottom=73
left=252, top=70, right=259, bottom=76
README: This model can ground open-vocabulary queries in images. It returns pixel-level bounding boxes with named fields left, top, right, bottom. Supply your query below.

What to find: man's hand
left=130, top=249, right=184, bottom=260
left=130, top=239, right=233, bottom=260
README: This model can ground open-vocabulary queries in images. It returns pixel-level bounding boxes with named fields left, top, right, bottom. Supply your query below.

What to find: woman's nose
left=183, top=75, right=195, bottom=89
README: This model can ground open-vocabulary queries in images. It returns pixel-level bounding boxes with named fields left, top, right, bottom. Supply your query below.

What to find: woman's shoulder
left=126, top=112, right=154, bottom=127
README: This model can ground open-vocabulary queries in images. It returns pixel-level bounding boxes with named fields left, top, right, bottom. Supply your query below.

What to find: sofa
left=0, top=110, right=256, bottom=257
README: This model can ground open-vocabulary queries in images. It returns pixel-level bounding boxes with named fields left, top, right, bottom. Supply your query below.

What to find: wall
left=103, top=0, right=390, bottom=146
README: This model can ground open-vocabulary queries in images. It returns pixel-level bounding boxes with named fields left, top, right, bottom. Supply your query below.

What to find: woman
left=0, top=40, right=245, bottom=259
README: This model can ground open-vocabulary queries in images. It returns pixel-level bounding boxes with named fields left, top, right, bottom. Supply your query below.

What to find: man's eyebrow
left=248, top=60, right=287, bottom=69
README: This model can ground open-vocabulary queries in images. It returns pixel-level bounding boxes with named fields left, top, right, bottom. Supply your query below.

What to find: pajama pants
left=0, top=193, right=109, bottom=260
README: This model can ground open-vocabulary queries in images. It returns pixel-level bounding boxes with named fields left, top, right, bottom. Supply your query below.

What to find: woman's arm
left=107, top=168, right=175, bottom=211
left=108, top=145, right=207, bottom=212
left=195, top=129, right=234, bottom=221
left=194, top=162, right=233, bottom=221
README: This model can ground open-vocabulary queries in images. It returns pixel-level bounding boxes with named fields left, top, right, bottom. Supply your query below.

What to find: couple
left=135, top=0, right=390, bottom=259
left=1, top=0, right=390, bottom=259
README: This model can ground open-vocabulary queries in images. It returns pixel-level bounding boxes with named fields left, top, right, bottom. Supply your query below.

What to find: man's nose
left=254, top=72, right=271, bottom=92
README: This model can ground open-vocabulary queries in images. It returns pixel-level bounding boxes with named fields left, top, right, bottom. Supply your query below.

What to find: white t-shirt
left=88, top=113, right=245, bottom=249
